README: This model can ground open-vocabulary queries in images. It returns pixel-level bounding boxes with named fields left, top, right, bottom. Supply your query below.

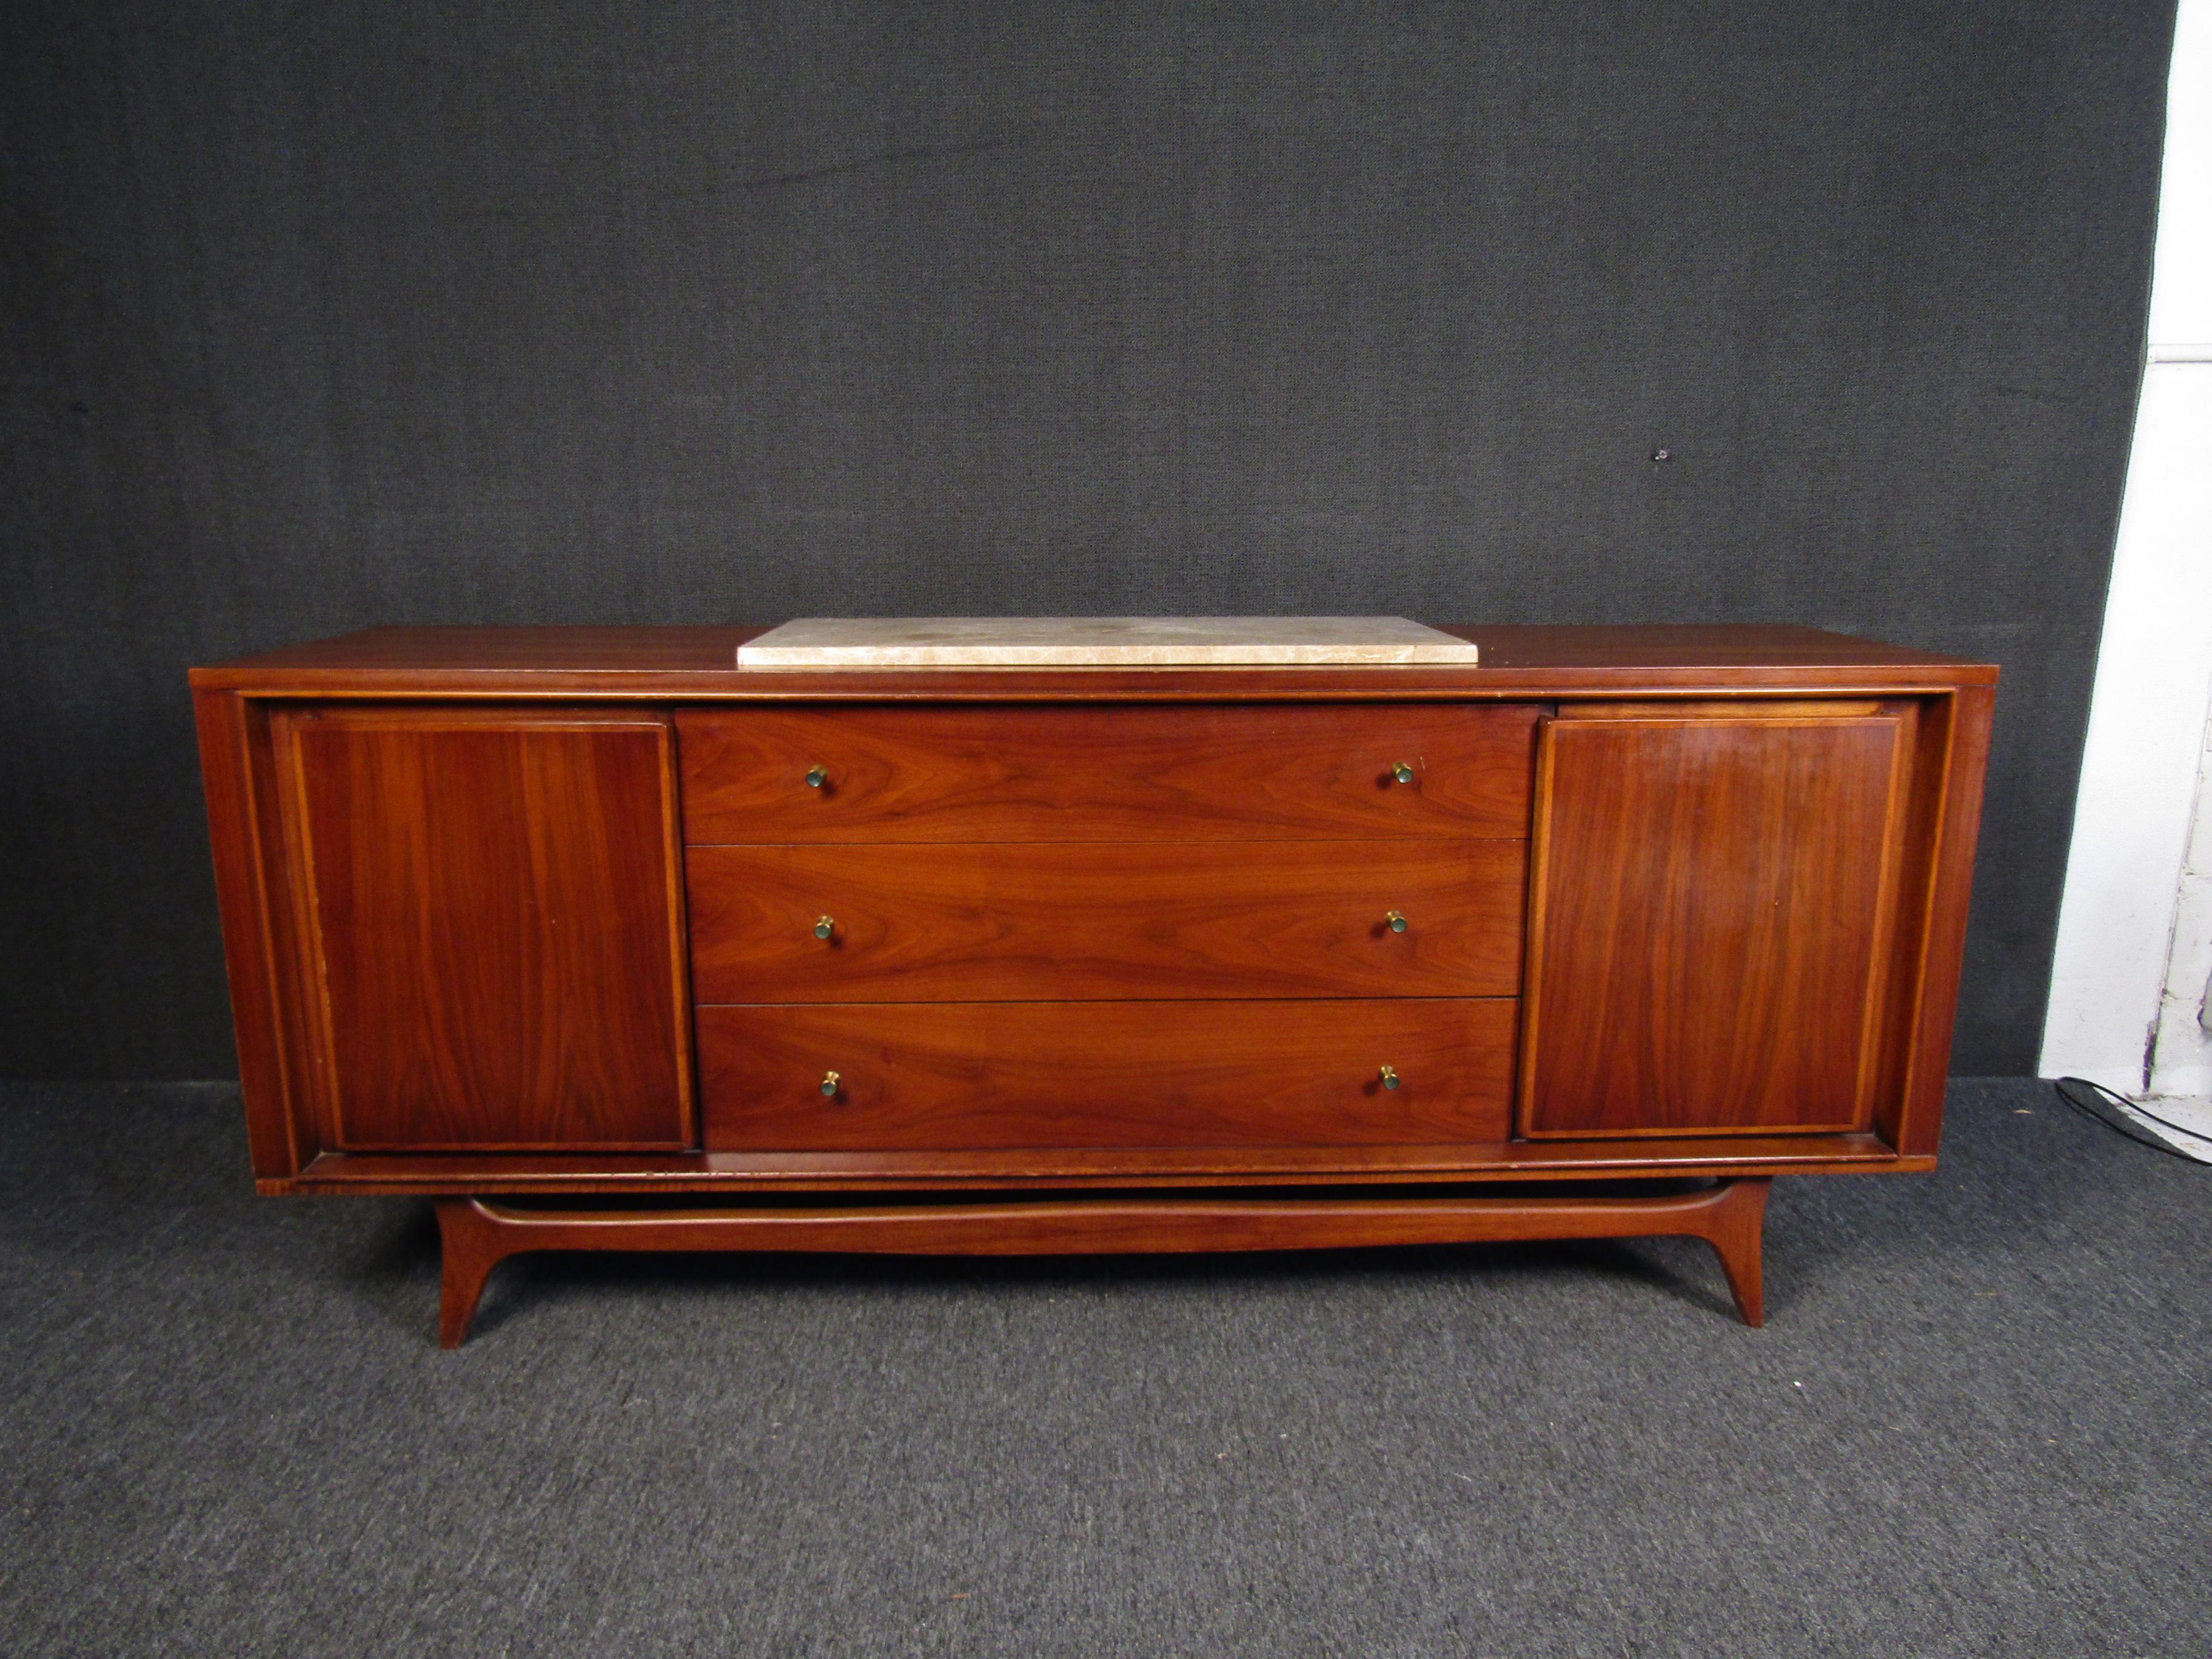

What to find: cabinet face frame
left=192, top=637, right=1996, bottom=1194
left=1515, top=695, right=1968, bottom=1142
left=265, top=704, right=698, bottom=1154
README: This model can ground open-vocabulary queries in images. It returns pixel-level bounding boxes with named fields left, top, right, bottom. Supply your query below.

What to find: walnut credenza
left=191, top=625, right=1996, bottom=1344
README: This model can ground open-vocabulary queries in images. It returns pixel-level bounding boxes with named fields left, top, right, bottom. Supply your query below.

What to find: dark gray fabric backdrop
left=0, top=1, right=2178, bottom=1081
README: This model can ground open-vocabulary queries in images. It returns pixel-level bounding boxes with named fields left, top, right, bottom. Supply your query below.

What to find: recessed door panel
left=1520, top=708, right=1911, bottom=1137
left=278, top=708, right=693, bottom=1150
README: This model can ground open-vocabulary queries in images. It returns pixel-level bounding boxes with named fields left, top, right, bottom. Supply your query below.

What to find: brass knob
left=1379, top=1064, right=1400, bottom=1090
left=1386, top=909, right=1408, bottom=933
left=1392, top=761, right=1416, bottom=784
left=814, top=915, right=836, bottom=940
left=806, top=765, right=828, bottom=788
left=820, top=1070, right=841, bottom=1097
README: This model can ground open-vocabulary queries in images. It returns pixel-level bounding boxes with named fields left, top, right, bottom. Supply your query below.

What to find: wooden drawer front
left=699, top=999, right=1516, bottom=1150
left=688, top=839, right=1525, bottom=1002
left=678, top=704, right=1538, bottom=843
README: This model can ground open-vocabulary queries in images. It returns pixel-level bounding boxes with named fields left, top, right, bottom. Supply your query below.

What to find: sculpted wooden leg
left=424, top=1181, right=1775, bottom=1341
left=435, top=1198, right=510, bottom=1349
left=1699, top=1176, right=1771, bottom=1327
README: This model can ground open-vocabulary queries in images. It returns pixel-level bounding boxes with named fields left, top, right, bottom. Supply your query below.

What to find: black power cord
left=2053, top=1076, right=2212, bottom=1163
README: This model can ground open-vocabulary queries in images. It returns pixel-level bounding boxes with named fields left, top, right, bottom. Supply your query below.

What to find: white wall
left=2148, top=717, right=2212, bottom=1097
left=2039, top=0, right=2212, bottom=1091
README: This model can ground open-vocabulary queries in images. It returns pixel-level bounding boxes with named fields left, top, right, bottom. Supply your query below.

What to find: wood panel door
left=275, top=708, right=694, bottom=1150
left=1519, top=704, right=1914, bottom=1138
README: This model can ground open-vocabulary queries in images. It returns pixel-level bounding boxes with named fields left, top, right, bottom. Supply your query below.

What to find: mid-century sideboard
left=190, top=624, right=1996, bottom=1344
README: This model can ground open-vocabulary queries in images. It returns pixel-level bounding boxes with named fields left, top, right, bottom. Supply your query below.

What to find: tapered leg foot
left=1703, top=1177, right=1771, bottom=1326
left=435, top=1198, right=508, bottom=1349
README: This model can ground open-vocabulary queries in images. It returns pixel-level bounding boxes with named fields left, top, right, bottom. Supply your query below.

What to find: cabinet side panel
left=193, top=688, right=309, bottom=1178
left=1521, top=713, right=1909, bottom=1136
left=1885, top=686, right=1997, bottom=1157
left=283, top=709, right=692, bottom=1150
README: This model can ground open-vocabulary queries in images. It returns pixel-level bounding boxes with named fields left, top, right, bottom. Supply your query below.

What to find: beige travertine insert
left=735, top=616, right=1480, bottom=669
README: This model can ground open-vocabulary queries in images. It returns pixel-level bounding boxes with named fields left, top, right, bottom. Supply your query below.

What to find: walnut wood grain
left=433, top=1176, right=1771, bottom=1345
left=678, top=703, right=1539, bottom=843
left=686, top=839, right=1525, bottom=1002
left=273, top=708, right=694, bottom=1150
left=1520, top=706, right=1912, bottom=1137
left=699, top=999, right=1517, bottom=1151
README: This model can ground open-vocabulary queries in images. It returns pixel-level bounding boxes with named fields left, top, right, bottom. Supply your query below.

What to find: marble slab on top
left=735, top=617, right=1479, bottom=669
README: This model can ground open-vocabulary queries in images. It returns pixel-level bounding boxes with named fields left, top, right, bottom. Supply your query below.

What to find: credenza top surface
left=191, top=622, right=1998, bottom=696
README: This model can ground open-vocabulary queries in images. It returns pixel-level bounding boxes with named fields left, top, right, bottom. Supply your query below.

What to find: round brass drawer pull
left=814, top=915, right=836, bottom=940
left=1391, top=761, right=1416, bottom=784
left=820, top=1070, right=842, bottom=1097
left=1379, top=1065, right=1400, bottom=1090
left=1386, top=909, right=1408, bottom=933
left=806, top=765, right=829, bottom=788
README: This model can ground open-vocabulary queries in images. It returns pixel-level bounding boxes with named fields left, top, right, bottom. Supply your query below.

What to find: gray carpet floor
left=1, top=1078, right=2206, bottom=1658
